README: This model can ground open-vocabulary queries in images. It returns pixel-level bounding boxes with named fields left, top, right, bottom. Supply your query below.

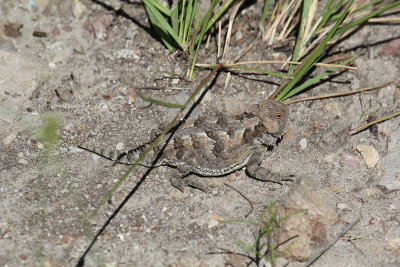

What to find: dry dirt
left=1, top=0, right=400, bottom=266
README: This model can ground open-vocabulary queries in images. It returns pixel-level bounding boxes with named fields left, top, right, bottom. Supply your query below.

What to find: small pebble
left=299, top=138, right=307, bottom=149
left=1, top=133, right=17, bottom=146
left=19, top=159, right=28, bottom=165
left=115, top=142, right=125, bottom=151
left=337, top=203, right=347, bottom=210
left=208, top=215, right=223, bottom=229
left=351, top=78, right=360, bottom=90
left=73, top=0, right=86, bottom=19
left=356, top=145, right=379, bottom=168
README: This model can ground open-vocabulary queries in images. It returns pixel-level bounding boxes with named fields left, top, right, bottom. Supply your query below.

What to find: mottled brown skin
left=78, top=100, right=294, bottom=192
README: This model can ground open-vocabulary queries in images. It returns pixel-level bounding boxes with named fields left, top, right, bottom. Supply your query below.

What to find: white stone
left=114, top=49, right=138, bottom=60
left=73, top=0, right=86, bottom=19
left=299, top=138, right=307, bottom=149
left=1, top=133, right=17, bottom=145
left=356, top=144, right=379, bottom=168
left=115, top=142, right=125, bottom=151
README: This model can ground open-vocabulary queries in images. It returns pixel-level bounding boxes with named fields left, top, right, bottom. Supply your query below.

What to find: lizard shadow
left=76, top=72, right=220, bottom=267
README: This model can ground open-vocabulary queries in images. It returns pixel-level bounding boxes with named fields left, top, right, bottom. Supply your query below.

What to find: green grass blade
left=319, top=0, right=333, bottom=19
left=186, top=0, right=198, bottom=44
left=145, top=0, right=171, bottom=16
left=189, top=0, right=219, bottom=77
left=195, top=0, right=218, bottom=35
left=287, top=0, right=312, bottom=77
left=179, top=0, right=186, bottom=40
left=329, top=0, right=385, bottom=21
left=334, top=1, right=400, bottom=37
left=171, top=3, right=179, bottom=34
left=280, top=54, right=359, bottom=100
left=275, top=0, right=354, bottom=101
left=204, top=0, right=236, bottom=34
left=143, top=0, right=185, bottom=49
left=315, top=0, right=345, bottom=34
left=183, top=0, right=194, bottom=43
left=352, top=0, right=385, bottom=13
left=188, top=0, right=202, bottom=55
left=144, top=5, right=175, bottom=51
left=261, top=0, right=271, bottom=25
left=135, top=89, right=185, bottom=109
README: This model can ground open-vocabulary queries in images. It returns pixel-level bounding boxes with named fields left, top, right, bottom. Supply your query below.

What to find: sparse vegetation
left=221, top=201, right=306, bottom=267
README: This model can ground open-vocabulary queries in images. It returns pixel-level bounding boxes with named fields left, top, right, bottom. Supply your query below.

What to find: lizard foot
left=170, top=176, right=208, bottom=193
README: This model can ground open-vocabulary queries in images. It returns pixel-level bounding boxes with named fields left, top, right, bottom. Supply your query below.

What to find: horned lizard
left=78, top=99, right=293, bottom=191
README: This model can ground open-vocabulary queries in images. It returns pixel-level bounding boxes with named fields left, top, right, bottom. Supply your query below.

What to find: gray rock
left=375, top=128, right=400, bottom=193
left=0, top=50, right=51, bottom=137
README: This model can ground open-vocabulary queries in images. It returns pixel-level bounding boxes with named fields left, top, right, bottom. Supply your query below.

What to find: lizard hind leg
left=170, top=164, right=208, bottom=193
left=246, top=147, right=294, bottom=185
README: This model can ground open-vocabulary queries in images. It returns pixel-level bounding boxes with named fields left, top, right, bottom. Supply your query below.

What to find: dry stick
left=140, top=86, right=189, bottom=91
left=277, top=0, right=301, bottom=40
left=217, top=20, right=221, bottom=58
left=284, top=81, right=393, bottom=104
left=299, top=24, right=333, bottom=59
left=267, top=0, right=294, bottom=45
left=324, top=54, right=355, bottom=64
left=196, top=61, right=357, bottom=71
left=303, top=216, right=360, bottom=267
left=222, top=0, right=244, bottom=61
left=327, top=23, right=359, bottom=46
left=352, top=110, right=400, bottom=133
left=369, top=17, right=400, bottom=23
left=224, top=183, right=254, bottom=218
left=283, top=11, right=300, bottom=40
left=263, top=1, right=279, bottom=41
left=273, top=0, right=298, bottom=39
left=394, top=83, right=399, bottom=102
left=302, top=0, right=318, bottom=46
left=222, top=0, right=245, bottom=90
left=225, top=60, right=357, bottom=70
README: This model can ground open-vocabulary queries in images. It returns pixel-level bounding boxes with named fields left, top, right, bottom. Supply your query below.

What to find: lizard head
left=246, top=99, right=289, bottom=140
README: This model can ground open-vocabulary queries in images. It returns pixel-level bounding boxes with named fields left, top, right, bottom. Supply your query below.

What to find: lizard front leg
left=246, top=146, right=294, bottom=185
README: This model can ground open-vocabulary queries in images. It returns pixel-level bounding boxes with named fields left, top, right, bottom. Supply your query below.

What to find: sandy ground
left=1, top=0, right=400, bottom=266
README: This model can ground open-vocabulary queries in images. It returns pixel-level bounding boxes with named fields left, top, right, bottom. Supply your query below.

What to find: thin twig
left=285, top=81, right=393, bottom=104
left=368, top=17, right=400, bottom=23
left=140, top=86, right=189, bottom=91
left=228, top=60, right=357, bottom=70
left=278, top=0, right=302, bottom=40
left=394, top=83, right=399, bottom=102
left=303, top=216, right=360, bottom=267
left=224, top=182, right=254, bottom=218
left=196, top=61, right=357, bottom=70
left=222, top=0, right=244, bottom=61
left=352, top=110, right=400, bottom=133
